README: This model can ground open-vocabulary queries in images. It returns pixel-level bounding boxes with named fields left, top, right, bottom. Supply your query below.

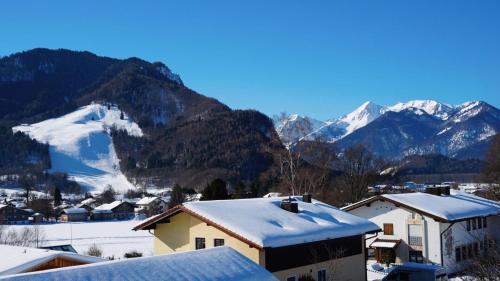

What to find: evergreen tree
left=98, top=185, right=116, bottom=204
left=232, top=181, right=246, bottom=199
left=201, top=178, right=229, bottom=201
left=168, top=184, right=185, bottom=209
left=54, top=187, right=62, bottom=206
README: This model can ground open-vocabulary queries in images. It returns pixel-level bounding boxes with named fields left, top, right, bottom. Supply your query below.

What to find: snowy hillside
left=13, top=104, right=142, bottom=192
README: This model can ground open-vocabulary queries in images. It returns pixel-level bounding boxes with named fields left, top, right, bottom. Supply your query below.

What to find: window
left=478, top=218, right=482, bottom=229
left=472, top=219, right=477, bottom=230
left=461, top=246, right=467, bottom=260
left=483, top=217, right=487, bottom=228
left=286, top=276, right=296, bottom=281
left=468, top=244, right=473, bottom=258
left=409, top=250, right=423, bottom=263
left=317, top=269, right=326, bottom=281
left=383, top=223, right=394, bottom=235
left=455, top=247, right=461, bottom=262
left=195, top=237, right=205, bottom=250
left=466, top=220, right=471, bottom=231
left=474, top=243, right=479, bottom=256
left=214, top=239, right=224, bottom=247
left=408, top=224, right=422, bottom=246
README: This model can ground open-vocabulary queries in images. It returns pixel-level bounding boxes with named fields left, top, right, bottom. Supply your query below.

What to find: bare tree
left=0, top=225, right=45, bottom=247
left=336, top=144, right=377, bottom=204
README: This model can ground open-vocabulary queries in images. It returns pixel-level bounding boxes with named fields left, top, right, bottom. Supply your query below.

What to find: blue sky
left=1, top=1, right=499, bottom=120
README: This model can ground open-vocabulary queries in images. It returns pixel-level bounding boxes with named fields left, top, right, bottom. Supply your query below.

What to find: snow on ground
left=13, top=104, right=142, bottom=193
left=6, top=220, right=152, bottom=259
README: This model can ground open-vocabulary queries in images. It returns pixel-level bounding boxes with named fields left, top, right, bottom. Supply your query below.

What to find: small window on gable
left=195, top=237, right=205, bottom=250
left=317, top=269, right=326, bottom=281
left=214, top=239, right=225, bottom=247
left=383, top=223, right=394, bottom=235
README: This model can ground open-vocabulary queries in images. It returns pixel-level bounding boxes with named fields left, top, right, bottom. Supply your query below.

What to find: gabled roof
left=94, top=201, right=132, bottom=211
left=343, top=190, right=500, bottom=222
left=0, top=245, right=103, bottom=276
left=135, top=197, right=162, bottom=205
left=134, top=197, right=380, bottom=248
left=0, top=247, right=277, bottom=281
left=61, top=208, right=87, bottom=214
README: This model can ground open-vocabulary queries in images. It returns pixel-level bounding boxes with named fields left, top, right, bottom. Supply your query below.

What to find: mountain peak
left=387, top=99, right=453, bottom=120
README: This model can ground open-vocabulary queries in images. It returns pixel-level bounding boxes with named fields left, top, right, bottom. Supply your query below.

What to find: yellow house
left=134, top=196, right=380, bottom=281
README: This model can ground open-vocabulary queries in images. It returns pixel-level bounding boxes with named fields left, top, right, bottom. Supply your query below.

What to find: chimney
left=302, top=194, right=312, bottom=203
left=425, top=187, right=441, bottom=196
left=442, top=186, right=450, bottom=196
left=280, top=198, right=298, bottom=213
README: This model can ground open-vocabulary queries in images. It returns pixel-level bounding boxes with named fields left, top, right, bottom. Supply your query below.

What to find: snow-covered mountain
left=386, top=100, right=454, bottom=120
left=275, top=114, right=326, bottom=145
left=277, top=100, right=500, bottom=159
left=13, top=104, right=142, bottom=192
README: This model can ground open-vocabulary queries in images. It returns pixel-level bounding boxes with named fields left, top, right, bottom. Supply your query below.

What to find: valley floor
left=7, top=220, right=153, bottom=259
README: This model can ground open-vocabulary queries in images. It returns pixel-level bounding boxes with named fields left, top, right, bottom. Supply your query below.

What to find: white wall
left=349, top=201, right=445, bottom=265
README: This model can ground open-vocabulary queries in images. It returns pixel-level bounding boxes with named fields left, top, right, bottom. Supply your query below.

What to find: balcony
left=408, top=236, right=423, bottom=246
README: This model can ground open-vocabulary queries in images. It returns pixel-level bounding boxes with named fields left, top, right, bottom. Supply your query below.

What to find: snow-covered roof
left=0, top=245, right=103, bottom=276
left=79, top=198, right=95, bottom=205
left=344, top=190, right=500, bottom=222
left=94, top=201, right=125, bottom=211
left=61, top=208, right=87, bottom=214
left=135, top=197, right=161, bottom=205
left=0, top=204, right=6, bottom=209
left=135, top=196, right=380, bottom=248
left=1, top=247, right=277, bottom=281
left=262, top=192, right=282, bottom=198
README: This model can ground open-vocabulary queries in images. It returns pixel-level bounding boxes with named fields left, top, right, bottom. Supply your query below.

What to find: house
left=59, top=208, right=88, bottom=222
left=0, top=204, right=32, bottom=224
left=0, top=247, right=277, bottom=281
left=135, top=197, right=167, bottom=217
left=343, top=188, right=500, bottom=274
left=94, top=201, right=135, bottom=220
left=75, top=203, right=93, bottom=213
left=0, top=245, right=103, bottom=276
left=133, top=196, right=380, bottom=281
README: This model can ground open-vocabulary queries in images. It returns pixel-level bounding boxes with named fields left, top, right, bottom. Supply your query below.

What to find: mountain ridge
left=278, top=99, right=500, bottom=159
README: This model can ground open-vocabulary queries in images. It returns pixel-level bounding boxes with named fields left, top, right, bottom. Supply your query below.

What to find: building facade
left=344, top=189, right=500, bottom=274
left=134, top=197, right=379, bottom=281
left=0, top=204, right=31, bottom=224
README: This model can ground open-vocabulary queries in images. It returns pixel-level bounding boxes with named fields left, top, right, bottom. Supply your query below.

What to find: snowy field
left=6, top=220, right=153, bottom=259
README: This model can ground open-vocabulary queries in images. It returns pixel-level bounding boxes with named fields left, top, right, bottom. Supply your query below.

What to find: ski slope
left=13, top=104, right=142, bottom=193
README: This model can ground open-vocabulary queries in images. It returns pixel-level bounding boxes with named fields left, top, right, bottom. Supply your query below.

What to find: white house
left=0, top=247, right=277, bottom=281
left=343, top=188, right=500, bottom=275
left=135, top=196, right=167, bottom=216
